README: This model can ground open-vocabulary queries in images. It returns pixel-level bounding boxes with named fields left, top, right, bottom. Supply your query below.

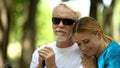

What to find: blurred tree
left=0, top=0, right=11, bottom=67
left=20, top=0, right=39, bottom=68
left=103, top=0, right=115, bottom=37
left=90, top=0, right=99, bottom=19
left=90, top=0, right=115, bottom=37
left=113, top=0, right=120, bottom=42
left=61, top=0, right=69, bottom=2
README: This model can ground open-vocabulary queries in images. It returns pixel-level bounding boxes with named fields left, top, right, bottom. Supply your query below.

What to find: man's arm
left=30, top=48, right=39, bottom=68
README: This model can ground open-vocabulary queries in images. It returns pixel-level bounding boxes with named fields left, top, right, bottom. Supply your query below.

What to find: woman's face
left=73, top=32, right=100, bottom=56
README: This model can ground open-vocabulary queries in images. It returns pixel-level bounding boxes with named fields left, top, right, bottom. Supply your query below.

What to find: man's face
left=52, top=5, right=76, bottom=42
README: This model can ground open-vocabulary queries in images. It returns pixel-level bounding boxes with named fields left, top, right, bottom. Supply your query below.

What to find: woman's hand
left=82, top=54, right=97, bottom=68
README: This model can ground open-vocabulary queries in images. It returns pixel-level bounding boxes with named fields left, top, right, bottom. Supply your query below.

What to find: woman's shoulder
left=105, top=41, right=120, bottom=57
left=108, top=41, right=120, bottom=50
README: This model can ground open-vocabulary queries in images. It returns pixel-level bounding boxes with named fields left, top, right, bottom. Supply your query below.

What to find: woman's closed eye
left=76, top=41, right=81, bottom=46
left=83, top=39, right=89, bottom=44
left=78, top=43, right=81, bottom=46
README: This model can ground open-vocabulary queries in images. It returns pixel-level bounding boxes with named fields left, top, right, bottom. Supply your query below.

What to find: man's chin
left=55, top=36, right=67, bottom=42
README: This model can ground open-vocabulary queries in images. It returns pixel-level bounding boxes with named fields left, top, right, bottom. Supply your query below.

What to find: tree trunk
left=90, top=0, right=102, bottom=19
left=0, top=0, right=10, bottom=67
left=103, top=0, right=115, bottom=37
left=20, top=0, right=39, bottom=68
left=90, top=0, right=98, bottom=19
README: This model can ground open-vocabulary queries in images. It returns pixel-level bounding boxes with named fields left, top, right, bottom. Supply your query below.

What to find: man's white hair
left=53, top=2, right=81, bottom=20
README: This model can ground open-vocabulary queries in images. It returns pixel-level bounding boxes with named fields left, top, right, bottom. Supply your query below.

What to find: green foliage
left=9, top=0, right=55, bottom=46
left=9, top=0, right=24, bottom=42
left=112, top=0, right=120, bottom=42
left=35, top=0, right=55, bottom=47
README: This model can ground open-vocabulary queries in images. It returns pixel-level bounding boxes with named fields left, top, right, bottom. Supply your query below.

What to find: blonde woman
left=73, top=17, right=120, bottom=68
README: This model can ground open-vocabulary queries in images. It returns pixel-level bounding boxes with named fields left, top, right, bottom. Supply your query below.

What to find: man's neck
left=56, top=37, right=75, bottom=48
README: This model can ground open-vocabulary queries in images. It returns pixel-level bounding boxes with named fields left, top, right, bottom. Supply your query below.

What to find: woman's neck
left=95, top=40, right=108, bottom=57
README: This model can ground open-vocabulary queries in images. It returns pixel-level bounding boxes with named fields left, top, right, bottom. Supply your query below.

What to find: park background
left=0, top=0, right=120, bottom=68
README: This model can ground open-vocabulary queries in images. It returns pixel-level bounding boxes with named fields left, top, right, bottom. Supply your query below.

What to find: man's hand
left=38, top=46, right=57, bottom=68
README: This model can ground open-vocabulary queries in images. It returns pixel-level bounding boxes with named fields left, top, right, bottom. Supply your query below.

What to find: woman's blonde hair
left=73, top=17, right=112, bottom=43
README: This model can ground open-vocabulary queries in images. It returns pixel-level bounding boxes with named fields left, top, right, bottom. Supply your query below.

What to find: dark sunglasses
left=52, top=17, right=76, bottom=25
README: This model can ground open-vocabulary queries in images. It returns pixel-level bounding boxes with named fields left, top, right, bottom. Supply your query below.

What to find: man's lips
left=55, top=31, right=66, bottom=33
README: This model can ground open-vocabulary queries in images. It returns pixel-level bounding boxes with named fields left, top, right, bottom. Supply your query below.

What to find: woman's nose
left=80, top=45, right=86, bottom=51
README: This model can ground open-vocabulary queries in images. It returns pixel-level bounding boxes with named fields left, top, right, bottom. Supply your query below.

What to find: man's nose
left=58, top=21, right=64, bottom=27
